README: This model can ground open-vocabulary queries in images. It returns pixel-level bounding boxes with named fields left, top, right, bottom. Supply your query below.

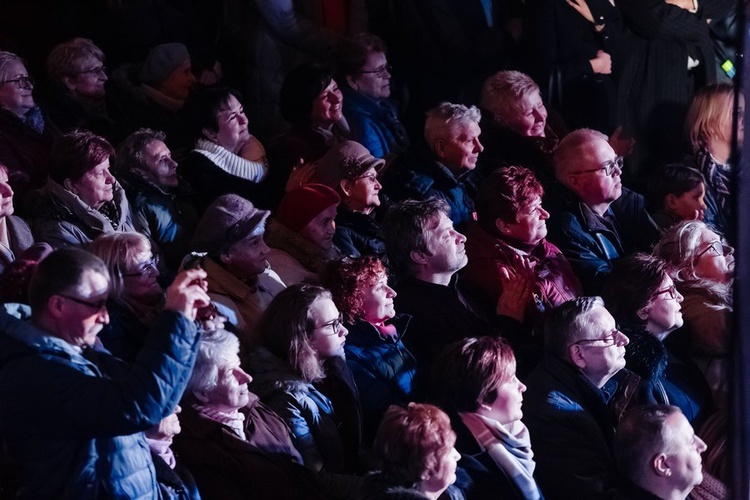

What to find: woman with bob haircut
left=684, top=83, right=743, bottom=237
left=31, top=129, right=135, bottom=248
left=44, top=38, right=115, bottom=138
left=266, top=63, right=351, bottom=206
left=321, top=256, right=417, bottom=445
left=602, top=253, right=713, bottom=428
left=182, top=86, right=270, bottom=210
left=431, top=337, right=542, bottom=499
left=246, top=283, right=359, bottom=474
left=653, top=220, right=733, bottom=398
left=89, top=232, right=165, bottom=361
left=363, top=402, right=462, bottom=500
left=463, top=165, right=581, bottom=329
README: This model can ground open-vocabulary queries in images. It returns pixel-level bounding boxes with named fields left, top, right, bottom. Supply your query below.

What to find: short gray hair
left=187, top=329, right=241, bottom=397
left=553, top=128, right=609, bottom=184
left=0, top=51, right=24, bottom=82
left=480, top=70, right=540, bottom=124
left=544, top=296, right=606, bottom=359
left=424, top=102, right=481, bottom=150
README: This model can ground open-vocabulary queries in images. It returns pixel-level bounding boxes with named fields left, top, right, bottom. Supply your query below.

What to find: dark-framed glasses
left=317, top=314, right=345, bottom=336
left=572, top=328, right=625, bottom=347
left=571, top=156, right=623, bottom=177
left=123, top=255, right=160, bottom=278
left=358, top=64, right=392, bottom=78
left=59, top=294, right=108, bottom=313
left=0, top=75, right=34, bottom=89
left=654, top=283, right=678, bottom=300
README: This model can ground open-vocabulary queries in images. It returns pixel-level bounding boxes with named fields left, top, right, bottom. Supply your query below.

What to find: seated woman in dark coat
left=174, top=328, right=326, bottom=500
left=115, top=128, right=198, bottom=271
left=362, top=403, right=462, bottom=500
left=246, top=284, right=360, bottom=474
left=266, top=63, right=350, bottom=207
left=43, top=38, right=117, bottom=140
left=0, top=162, right=34, bottom=275
left=181, top=86, right=271, bottom=210
left=432, top=337, right=543, bottom=500
left=89, top=232, right=165, bottom=361
left=322, top=256, right=416, bottom=445
left=30, top=129, right=136, bottom=248
left=0, top=51, right=58, bottom=201
left=602, top=253, right=714, bottom=428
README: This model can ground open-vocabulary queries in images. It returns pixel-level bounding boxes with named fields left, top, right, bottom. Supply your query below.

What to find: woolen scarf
left=460, top=412, right=542, bottom=500
left=195, top=138, right=268, bottom=182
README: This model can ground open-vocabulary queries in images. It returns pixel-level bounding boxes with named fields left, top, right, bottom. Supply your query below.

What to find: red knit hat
left=276, top=184, right=340, bottom=232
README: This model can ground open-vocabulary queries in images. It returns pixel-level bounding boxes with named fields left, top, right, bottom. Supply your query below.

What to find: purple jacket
left=463, top=222, right=582, bottom=325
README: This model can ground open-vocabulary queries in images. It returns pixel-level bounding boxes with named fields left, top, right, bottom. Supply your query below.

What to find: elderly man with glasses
left=523, top=297, right=639, bottom=499
left=545, top=128, right=659, bottom=294
left=0, top=247, right=210, bottom=499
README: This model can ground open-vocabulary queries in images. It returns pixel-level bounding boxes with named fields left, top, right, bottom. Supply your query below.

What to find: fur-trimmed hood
left=622, top=326, right=668, bottom=382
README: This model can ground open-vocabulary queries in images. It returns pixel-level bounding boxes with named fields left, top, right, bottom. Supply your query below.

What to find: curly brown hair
left=321, top=256, right=386, bottom=324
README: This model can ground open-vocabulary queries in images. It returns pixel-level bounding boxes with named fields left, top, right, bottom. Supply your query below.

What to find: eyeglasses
left=354, top=172, right=380, bottom=184
left=654, top=283, right=678, bottom=300
left=695, top=240, right=733, bottom=260
left=0, top=75, right=34, bottom=89
left=59, top=294, right=108, bottom=313
left=358, top=64, right=392, bottom=78
left=78, top=65, right=107, bottom=76
left=571, top=156, right=623, bottom=177
left=123, top=255, right=160, bottom=278
left=572, top=328, right=626, bottom=347
left=316, top=314, right=346, bottom=336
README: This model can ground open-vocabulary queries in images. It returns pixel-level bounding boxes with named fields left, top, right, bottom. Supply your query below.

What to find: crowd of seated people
left=0, top=2, right=741, bottom=497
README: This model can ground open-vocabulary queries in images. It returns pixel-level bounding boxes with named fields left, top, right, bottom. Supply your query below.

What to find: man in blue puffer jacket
left=0, top=248, right=209, bottom=499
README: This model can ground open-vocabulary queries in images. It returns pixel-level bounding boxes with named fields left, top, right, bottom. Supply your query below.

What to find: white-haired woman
left=653, top=220, right=733, bottom=398
left=173, top=328, right=328, bottom=499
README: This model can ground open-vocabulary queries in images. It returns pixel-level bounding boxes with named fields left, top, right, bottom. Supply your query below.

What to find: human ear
left=569, top=344, right=587, bottom=369
left=62, top=76, right=77, bottom=92
left=653, top=453, right=670, bottom=476
left=340, top=179, right=353, bottom=197
left=63, top=178, right=77, bottom=194
left=410, top=249, right=429, bottom=266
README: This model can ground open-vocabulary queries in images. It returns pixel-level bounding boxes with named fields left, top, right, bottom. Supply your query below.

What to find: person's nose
left=617, top=331, right=629, bottom=346
left=454, top=229, right=467, bottom=245
left=539, top=207, right=550, bottom=220
left=676, top=289, right=684, bottom=303
left=235, top=368, right=252, bottom=384
left=374, top=178, right=382, bottom=190
left=474, top=138, right=484, bottom=153
left=385, top=284, right=396, bottom=298
left=98, top=307, right=110, bottom=325
left=695, top=436, right=707, bottom=453
left=104, top=169, right=115, bottom=184
left=519, top=381, right=527, bottom=393
left=0, top=182, right=13, bottom=199
left=339, top=323, right=349, bottom=337
left=238, top=112, right=249, bottom=126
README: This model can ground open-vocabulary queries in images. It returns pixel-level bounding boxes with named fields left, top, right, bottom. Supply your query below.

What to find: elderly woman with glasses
left=653, top=220, right=733, bottom=398
left=0, top=51, right=58, bottom=200
left=246, top=284, right=360, bottom=474
left=603, top=253, right=714, bottom=428
left=44, top=38, right=116, bottom=139
left=337, top=34, right=409, bottom=162
left=89, top=232, right=165, bottom=361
